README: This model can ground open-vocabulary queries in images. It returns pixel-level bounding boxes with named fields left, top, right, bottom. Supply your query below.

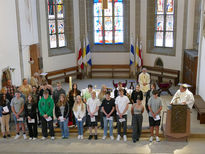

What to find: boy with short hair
left=148, top=90, right=162, bottom=142
left=11, top=91, right=27, bottom=140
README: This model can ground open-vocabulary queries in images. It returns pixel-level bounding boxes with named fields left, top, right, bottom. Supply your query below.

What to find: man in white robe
left=170, top=84, right=195, bottom=109
left=138, top=68, right=150, bottom=93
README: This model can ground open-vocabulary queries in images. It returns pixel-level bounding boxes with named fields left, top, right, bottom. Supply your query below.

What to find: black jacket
left=25, top=102, right=37, bottom=119
left=1, top=99, right=11, bottom=115
left=55, top=102, right=69, bottom=119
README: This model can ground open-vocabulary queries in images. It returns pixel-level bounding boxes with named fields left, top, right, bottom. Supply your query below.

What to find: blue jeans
left=59, top=118, right=69, bottom=138
left=103, top=117, right=113, bottom=137
left=76, top=117, right=85, bottom=135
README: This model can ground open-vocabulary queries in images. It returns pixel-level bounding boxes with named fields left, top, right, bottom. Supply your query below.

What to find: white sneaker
left=29, top=137, right=32, bottom=140
left=51, top=136, right=55, bottom=140
left=149, top=136, right=153, bottom=142
left=41, top=137, right=46, bottom=140
left=33, top=138, right=37, bottom=141
left=14, top=134, right=20, bottom=140
left=23, top=134, right=27, bottom=140
left=123, top=135, right=127, bottom=142
left=156, top=136, right=160, bottom=142
left=116, top=135, right=121, bottom=141
left=78, top=135, right=81, bottom=140
left=80, top=135, right=84, bottom=140
left=110, top=136, right=114, bottom=140
left=102, top=136, right=106, bottom=140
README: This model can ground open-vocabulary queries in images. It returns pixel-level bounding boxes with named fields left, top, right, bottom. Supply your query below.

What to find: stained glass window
left=47, top=0, right=66, bottom=49
left=94, top=0, right=124, bottom=44
left=154, top=0, right=174, bottom=48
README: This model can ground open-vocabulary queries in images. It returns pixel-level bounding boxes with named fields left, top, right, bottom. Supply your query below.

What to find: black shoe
left=136, top=138, right=139, bottom=141
left=88, top=135, right=93, bottom=140
left=3, top=135, right=6, bottom=138
left=94, top=135, right=98, bottom=140
left=7, top=134, right=11, bottom=137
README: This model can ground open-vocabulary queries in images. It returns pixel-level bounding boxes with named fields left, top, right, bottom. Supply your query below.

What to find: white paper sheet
left=46, top=116, right=52, bottom=122
left=59, top=116, right=64, bottom=122
left=17, top=117, right=23, bottom=121
left=154, top=115, right=160, bottom=121
left=91, top=116, right=96, bottom=122
left=3, top=106, right=9, bottom=113
left=119, top=118, right=126, bottom=123
left=28, top=119, right=35, bottom=123
left=107, top=116, right=113, bottom=121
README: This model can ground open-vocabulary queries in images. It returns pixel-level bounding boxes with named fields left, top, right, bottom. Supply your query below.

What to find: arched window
left=94, top=0, right=124, bottom=45
left=48, top=0, right=66, bottom=49
left=154, top=0, right=175, bottom=48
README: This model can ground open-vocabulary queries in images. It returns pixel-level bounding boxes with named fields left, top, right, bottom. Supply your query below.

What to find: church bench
left=143, top=65, right=180, bottom=86
left=194, top=95, right=205, bottom=124
left=91, top=64, right=131, bottom=78
left=45, top=66, right=81, bottom=85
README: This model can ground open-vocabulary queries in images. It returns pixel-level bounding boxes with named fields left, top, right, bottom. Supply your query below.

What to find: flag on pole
left=77, top=41, right=84, bottom=70
left=82, top=39, right=87, bottom=66
left=129, top=37, right=134, bottom=66
left=138, top=41, right=143, bottom=67
left=86, top=36, right=92, bottom=66
left=135, top=37, right=140, bottom=66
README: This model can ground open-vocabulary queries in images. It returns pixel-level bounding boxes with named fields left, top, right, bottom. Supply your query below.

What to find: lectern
left=163, top=105, right=190, bottom=141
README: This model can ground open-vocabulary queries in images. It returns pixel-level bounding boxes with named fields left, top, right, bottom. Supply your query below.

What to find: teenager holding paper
left=0, top=94, right=11, bottom=138
left=11, top=91, right=27, bottom=140
left=73, top=95, right=86, bottom=140
left=101, top=91, right=115, bottom=140
left=38, top=90, right=55, bottom=140
left=131, top=99, right=144, bottom=143
left=25, top=94, right=38, bottom=140
left=115, top=89, right=129, bottom=142
left=148, top=90, right=162, bottom=142
left=55, top=94, right=69, bottom=139
left=87, top=91, right=100, bottom=140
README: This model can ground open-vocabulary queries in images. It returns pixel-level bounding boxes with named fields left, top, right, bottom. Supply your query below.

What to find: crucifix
left=102, top=0, right=108, bottom=9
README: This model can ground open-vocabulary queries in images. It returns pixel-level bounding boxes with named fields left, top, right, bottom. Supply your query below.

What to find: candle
left=69, top=76, right=72, bottom=90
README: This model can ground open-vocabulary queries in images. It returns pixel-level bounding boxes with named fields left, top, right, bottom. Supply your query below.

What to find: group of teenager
left=0, top=69, right=164, bottom=143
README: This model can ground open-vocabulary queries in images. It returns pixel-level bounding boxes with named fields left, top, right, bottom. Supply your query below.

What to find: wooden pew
left=194, top=95, right=205, bottom=124
left=45, top=66, right=81, bottom=85
left=143, top=65, right=180, bottom=86
left=91, top=64, right=131, bottom=78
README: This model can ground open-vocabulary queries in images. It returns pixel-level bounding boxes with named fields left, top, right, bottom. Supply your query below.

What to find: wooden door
left=30, top=44, right=41, bottom=76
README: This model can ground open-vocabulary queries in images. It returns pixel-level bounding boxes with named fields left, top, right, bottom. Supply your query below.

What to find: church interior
left=0, top=0, right=205, bottom=153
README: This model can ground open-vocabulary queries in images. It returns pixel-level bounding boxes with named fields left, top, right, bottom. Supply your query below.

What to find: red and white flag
left=77, top=41, right=84, bottom=70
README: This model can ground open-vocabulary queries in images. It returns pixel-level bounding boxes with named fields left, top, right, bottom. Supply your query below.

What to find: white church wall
left=18, top=0, right=39, bottom=79
left=39, top=0, right=79, bottom=73
left=0, top=0, right=22, bottom=87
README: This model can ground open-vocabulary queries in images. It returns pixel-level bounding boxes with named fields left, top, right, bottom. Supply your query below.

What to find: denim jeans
left=103, top=117, right=113, bottom=137
left=59, top=118, right=69, bottom=138
left=76, top=117, right=85, bottom=135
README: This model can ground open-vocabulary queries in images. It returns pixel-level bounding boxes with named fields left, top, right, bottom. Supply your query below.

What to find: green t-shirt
left=83, top=91, right=92, bottom=102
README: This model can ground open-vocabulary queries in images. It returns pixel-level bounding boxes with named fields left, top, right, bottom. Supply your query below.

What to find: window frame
left=154, top=0, right=175, bottom=48
left=93, top=0, right=124, bottom=45
left=47, top=0, right=67, bottom=49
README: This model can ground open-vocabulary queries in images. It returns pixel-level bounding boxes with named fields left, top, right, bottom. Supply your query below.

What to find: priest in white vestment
left=138, top=68, right=150, bottom=93
left=170, top=84, right=195, bottom=109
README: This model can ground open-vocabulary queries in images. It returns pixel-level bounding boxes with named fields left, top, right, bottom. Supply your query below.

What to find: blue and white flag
left=86, top=36, right=92, bottom=66
left=129, top=37, right=134, bottom=66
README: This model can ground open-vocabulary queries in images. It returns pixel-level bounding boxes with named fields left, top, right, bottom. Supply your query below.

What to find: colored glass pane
left=105, top=31, right=113, bottom=44
left=104, top=2, right=112, bottom=16
left=57, top=5, right=64, bottom=18
left=104, top=17, right=113, bottom=30
left=48, top=0, right=55, bottom=19
left=157, top=0, right=164, bottom=14
left=58, top=34, right=65, bottom=47
left=155, top=32, right=163, bottom=46
left=56, top=0, right=63, bottom=4
left=156, top=15, right=164, bottom=31
left=166, top=0, right=174, bottom=14
left=94, top=3, right=102, bottom=16
left=114, top=2, right=123, bottom=16
left=114, top=17, right=123, bottom=30
left=115, top=30, right=123, bottom=44
left=94, top=17, right=103, bottom=31
left=94, top=30, right=103, bottom=44
left=57, top=20, right=64, bottom=34
left=50, top=35, right=57, bottom=48
left=165, top=32, right=173, bottom=47
left=166, top=15, right=173, bottom=31
left=49, top=20, right=56, bottom=34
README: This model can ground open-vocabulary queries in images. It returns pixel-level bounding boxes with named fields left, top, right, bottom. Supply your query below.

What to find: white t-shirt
left=115, top=95, right=130, bottom=115
left=87, top=98, right=101, bottom=116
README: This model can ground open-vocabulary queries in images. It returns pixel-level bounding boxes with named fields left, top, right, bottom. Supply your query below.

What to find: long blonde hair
left=98, top=85, right=107, bottom=101
left=73, top=95, right=85, bottom=112
left=57, top=94, right=67, bottom=107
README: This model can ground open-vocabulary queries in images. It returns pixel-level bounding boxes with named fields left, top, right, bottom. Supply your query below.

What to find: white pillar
left=186, top=0, right=196, bottom=49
